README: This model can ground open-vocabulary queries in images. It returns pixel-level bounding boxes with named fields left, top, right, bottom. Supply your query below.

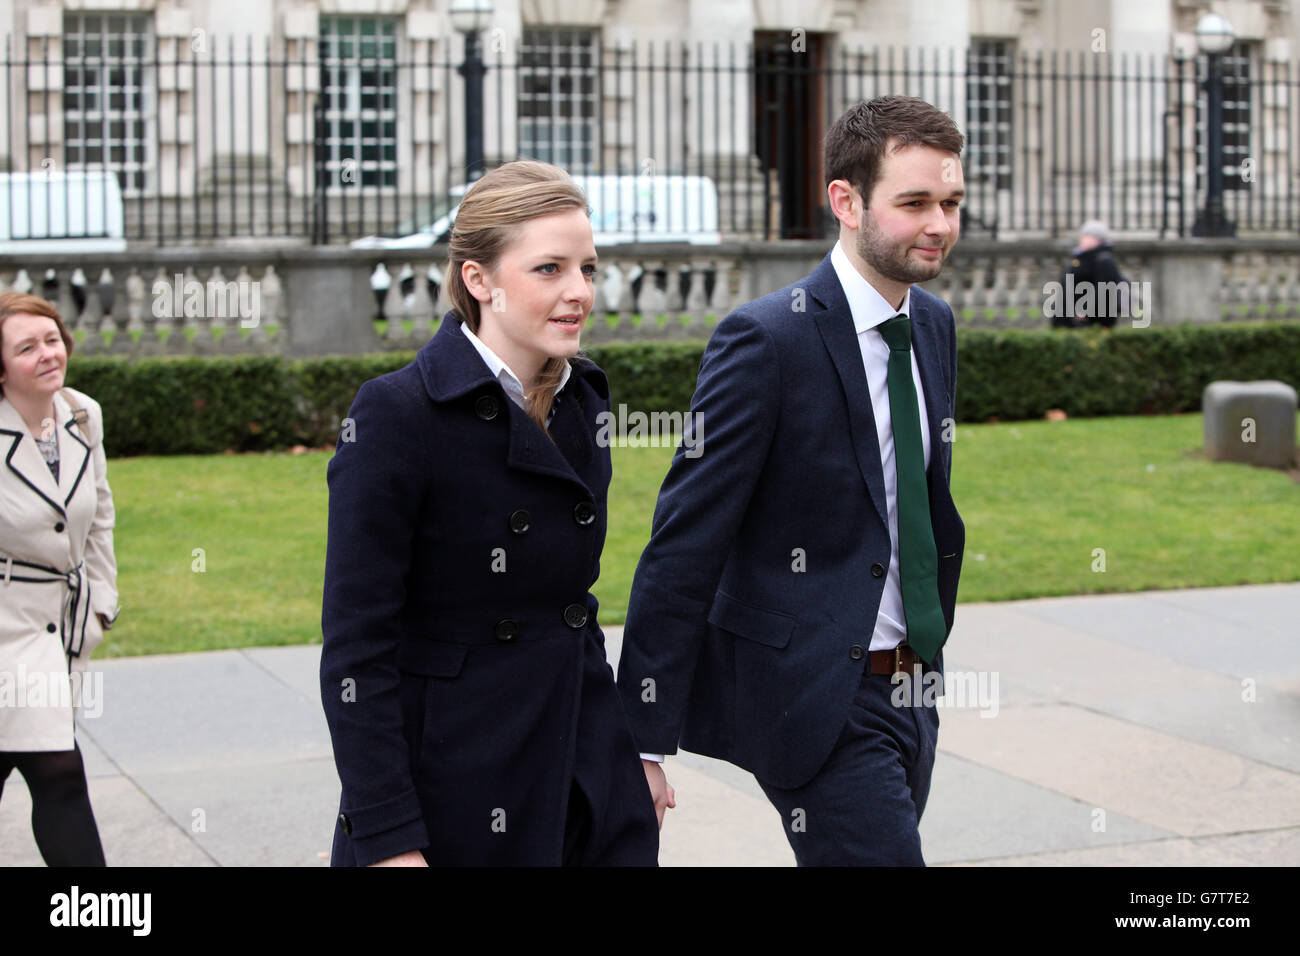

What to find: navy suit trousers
left=755, top=664, right=941, bottom=866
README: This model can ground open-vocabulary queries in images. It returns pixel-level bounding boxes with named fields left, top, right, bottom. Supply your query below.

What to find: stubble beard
left=856, top=211, right=948, bottom=286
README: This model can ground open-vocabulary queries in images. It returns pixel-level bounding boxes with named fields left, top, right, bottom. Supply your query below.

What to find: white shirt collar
left=459, top=319, right=573, bottom=408
left=830, top=240, right=912, bottom=335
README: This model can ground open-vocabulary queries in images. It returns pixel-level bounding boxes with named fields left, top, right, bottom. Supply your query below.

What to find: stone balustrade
left=0, top=238, right=1295, bottom=358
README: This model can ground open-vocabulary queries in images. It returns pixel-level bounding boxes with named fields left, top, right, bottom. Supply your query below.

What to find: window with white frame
left=519, top=28, right=598, bottom=169
left=62, top=13, right=154, bottom=193
left=966, top=40, right=1014, bottom=191
left=319, top=16, right=398, bottom=189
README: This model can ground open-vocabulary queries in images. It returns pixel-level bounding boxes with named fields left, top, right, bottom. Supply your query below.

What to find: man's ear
left=827, top=180, right=861, bottom=231
left=461, top=260, right=494, bottom=305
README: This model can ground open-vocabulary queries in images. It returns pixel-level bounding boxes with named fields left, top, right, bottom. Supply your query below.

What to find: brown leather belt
left=869, top=644, right=922, bottom=675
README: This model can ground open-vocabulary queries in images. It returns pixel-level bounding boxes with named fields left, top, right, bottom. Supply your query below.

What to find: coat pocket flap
left=397, top=641, right=468, bottom=677
left=707, top=591, right=796, bottom=649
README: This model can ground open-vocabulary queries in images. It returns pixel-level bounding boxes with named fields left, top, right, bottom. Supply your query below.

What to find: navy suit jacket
left=615, top=252, right=965, bottom=790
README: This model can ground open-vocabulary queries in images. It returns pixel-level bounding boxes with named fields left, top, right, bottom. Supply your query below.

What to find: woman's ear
left=461, top=260, right=494, bottom=306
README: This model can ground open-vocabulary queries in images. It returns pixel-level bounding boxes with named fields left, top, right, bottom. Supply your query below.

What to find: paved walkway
left=3, top=583, right=1297, bottom=866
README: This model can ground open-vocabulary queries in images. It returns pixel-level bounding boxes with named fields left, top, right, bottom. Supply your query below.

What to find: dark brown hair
left=0, top=292, right=74, bottom=397
left=444, top=160, right=591, bottom=436
left=824, top=95, right=965, bottom=208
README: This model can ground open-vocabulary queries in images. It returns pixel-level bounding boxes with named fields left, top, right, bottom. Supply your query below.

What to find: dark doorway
left=753, top=30, right=829, bottom=239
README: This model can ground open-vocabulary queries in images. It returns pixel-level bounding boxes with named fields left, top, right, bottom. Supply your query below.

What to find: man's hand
left=642, top=759, right=677, bottom=829
left=367, top=850, right=428, bottom=867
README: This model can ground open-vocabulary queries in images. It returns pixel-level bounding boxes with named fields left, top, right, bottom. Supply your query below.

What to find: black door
left=753, top=31, right=829, bottom=239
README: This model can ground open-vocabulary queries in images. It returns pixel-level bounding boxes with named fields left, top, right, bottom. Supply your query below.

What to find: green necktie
left=878, top=315, right=946, bottom=664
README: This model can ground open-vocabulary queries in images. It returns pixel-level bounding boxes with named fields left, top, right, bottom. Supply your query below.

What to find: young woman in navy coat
left=320, top=161, right=659, bottom=866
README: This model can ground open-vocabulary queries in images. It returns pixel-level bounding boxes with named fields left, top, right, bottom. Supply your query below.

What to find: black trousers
left=0, top=741, right=107, bottom=866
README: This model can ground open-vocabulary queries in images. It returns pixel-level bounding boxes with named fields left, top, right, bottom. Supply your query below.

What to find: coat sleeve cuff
left=339, top=788, right=429, bottom=866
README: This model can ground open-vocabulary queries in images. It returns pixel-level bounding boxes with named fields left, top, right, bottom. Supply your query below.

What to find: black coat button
left=849, top=644, right=864, bottom=661
left=573, top=500, right=596, bottom=526
left=338, top=812, right=352, bottom=835
left=495, top=619, right=518, bottom=642
left=54, top=522, right=65, bottom=532
left=563, top=604, right=588, bottom=629
left=509, top=509, right=531, bottom=534
left=475, top=395, right=500, bottom=421
left=871, top=563, right=885, bottom=578
left=47, top=623, right=57, bottom=633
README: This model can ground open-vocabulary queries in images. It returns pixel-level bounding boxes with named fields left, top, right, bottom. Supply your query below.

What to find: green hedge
left=65, top=322, right=1299, bottom=456
left=955, top=323, right=1300, bottom=420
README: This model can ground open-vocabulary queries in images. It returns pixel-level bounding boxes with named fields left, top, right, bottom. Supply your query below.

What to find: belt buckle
left=893, top=646, right=904, bottom=674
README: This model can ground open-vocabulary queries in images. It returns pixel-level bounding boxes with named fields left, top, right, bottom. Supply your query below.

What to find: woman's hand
left=367, top=850, right=429, bottom=867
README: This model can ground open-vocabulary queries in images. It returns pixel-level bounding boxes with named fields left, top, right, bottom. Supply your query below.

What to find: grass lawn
left=95, top=412, right=1299, bottom=657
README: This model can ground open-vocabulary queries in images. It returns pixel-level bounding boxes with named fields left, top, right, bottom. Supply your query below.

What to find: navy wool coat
left=321, top=315, right=658, bottom=866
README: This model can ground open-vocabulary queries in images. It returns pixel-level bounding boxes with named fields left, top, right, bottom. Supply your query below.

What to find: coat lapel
left=502, top=396, right=592, bottom=491
left=0, top=396, right=66, bottom=519
left=417, top=313, right=595, bottom=494
left=54, top=391, right=93, bottom=506
left=806, top=256, right=890, bottom=532
left=543, top=383, right=595, bottom=474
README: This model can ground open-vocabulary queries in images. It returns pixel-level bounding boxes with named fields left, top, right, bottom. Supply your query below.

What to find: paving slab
left=1013, top=585, right=1300, bottom=683
left=937, top=703, right=1300, bottom=838
left=242, top=644, right=329, bottom=706
left=939, top=604, right=1300, bottom=772
left=85, top=650, right=331, bottom=776
left=132, top=758, right=339, bottom=867
left=920, top=752, right=1172, bottom=864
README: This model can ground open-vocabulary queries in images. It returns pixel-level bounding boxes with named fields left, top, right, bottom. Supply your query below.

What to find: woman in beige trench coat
left=0, top=291, right=119, bottom=865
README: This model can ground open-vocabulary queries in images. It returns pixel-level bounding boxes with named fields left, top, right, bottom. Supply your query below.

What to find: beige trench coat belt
left=0, top=555, right=93, bottom=658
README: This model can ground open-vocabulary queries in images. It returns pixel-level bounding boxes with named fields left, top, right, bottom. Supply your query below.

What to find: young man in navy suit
left=616, top=96, right=966, bottom=865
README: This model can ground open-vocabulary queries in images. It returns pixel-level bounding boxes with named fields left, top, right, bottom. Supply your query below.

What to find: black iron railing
left=1, top=35, right=1296, bottom=244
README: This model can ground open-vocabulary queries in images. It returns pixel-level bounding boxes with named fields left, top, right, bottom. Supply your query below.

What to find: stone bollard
left=1203, top=380, right=1297, bottom=469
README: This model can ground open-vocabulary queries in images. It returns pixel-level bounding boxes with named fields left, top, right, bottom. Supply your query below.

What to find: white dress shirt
left=829, top=240, right=931, bottom=652
left=460, top=320, right=571, bottom=419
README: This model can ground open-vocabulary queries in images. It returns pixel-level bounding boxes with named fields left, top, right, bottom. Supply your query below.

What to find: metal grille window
left=966, top=40, right=1013, bottom=190
left=319, top=16, right=398, bottom=189
left=62, top=13, right=153, bottom=193
left=519, top=28, right=598, bottom=168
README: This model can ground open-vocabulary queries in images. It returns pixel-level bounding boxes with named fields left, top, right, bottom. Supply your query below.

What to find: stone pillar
left=1150, top=245, right=1223, bottom=325
left=283, top=254, right=381, bottom=357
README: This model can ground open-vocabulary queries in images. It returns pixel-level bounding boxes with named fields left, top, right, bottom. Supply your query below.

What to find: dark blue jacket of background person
left=320, top=314, right=658, bottom=866
left=616, top=253, right=964, bottom=791
left=1056, top=240, right=1128, bottom=329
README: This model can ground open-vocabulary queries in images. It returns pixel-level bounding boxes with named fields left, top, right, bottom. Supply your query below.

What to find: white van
left=350, top=173, right=721, bottom=249
left=0, top=170, right=127, bottom=253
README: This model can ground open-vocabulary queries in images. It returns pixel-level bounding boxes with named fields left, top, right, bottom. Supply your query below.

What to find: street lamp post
left=450, top=0, right=494, bottom=184
left=1191, top=13, right=1237, bottom=237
